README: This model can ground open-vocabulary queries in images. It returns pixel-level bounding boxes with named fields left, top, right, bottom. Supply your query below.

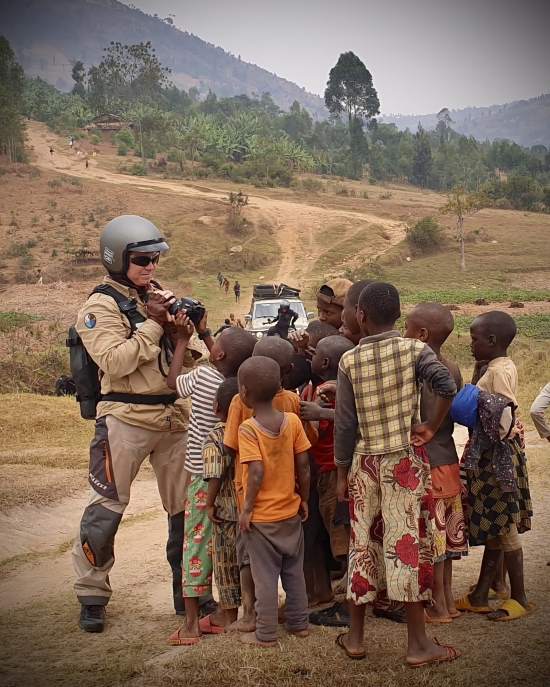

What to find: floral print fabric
left=182, top=475, right=213, bottom=598
left=347, top=446, right=435, bottom=604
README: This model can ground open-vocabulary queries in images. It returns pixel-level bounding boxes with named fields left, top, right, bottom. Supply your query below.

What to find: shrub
left=300, top=177, right=324, bottom=193
left=90, top=134, right=101, bottom=145
left=47, top=178, right=62, bottom=190
left=380, top=191, right=393, bottom=200
left=129, top=163, right=146, bottom=176
left=117, top=144, right=128, bottom=156
left=494, top=197, right=513, bottom=210
left=7, top=242, right=29, bottom=258
left=114, top=130, right=134, bottom=148
left=406, top=216, right=443, bottom=253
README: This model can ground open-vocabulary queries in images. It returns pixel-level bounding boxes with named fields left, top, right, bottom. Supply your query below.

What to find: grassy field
left=1, top=138, right=550, bottom=687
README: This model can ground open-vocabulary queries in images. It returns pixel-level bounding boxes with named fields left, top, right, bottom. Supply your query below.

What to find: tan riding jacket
left=76, top=276, right=201, bottom=432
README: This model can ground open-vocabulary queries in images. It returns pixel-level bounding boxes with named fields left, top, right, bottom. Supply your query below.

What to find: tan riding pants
left=72, top=415, right=189, bottom=605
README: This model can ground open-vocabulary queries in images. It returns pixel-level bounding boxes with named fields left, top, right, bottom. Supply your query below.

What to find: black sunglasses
left=129, top=253, right=160, bottom=267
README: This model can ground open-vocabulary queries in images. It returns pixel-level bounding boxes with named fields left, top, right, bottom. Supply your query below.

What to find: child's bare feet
left=239, top=631, right=277, bottom=648
left=228, top=615, right=256, bottom=633
left=287, top=626, right=310, bottom=637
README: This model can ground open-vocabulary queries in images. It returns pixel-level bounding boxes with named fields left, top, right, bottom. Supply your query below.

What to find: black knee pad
left=80, top=503, right=123, bottom=568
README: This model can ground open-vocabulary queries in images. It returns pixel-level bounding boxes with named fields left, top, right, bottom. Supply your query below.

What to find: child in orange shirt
left=224, top=336, right=302, bottom=631
left=237, top=356, right=311, bottom=646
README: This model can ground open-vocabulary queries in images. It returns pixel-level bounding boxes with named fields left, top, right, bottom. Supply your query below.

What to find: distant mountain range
left=2, top=0, right=549, bottom=147
left=381, top=94, right=550, bottom=148
left=1, top=0, right=328, bottom=118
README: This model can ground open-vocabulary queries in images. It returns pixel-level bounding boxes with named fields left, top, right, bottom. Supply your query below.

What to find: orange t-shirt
left=224, top=390, right=302, bottom=508
left=239, top=413, right=311, bottom=522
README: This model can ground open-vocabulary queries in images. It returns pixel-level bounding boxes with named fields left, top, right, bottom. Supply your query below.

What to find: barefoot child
left=405, top=304, right=467, bottom=623
left=334, top=282, right=460, bottom=666
left=203, top=377, right=241, bottom=630
left=457, top=311, right=533, bottom=621
left=223, top=336, right=303, bottom=632
left=237, top=356, right=311, bottom=646
left=167, top=323, right=256, bottom=645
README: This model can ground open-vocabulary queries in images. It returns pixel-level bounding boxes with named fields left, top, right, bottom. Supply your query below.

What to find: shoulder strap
left=91, top=284, right=146, bottom=333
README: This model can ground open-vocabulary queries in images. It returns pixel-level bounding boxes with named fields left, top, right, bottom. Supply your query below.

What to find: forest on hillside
left=2, top=37, right=550, bottom=215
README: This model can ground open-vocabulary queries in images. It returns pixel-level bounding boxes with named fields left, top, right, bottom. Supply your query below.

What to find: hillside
left=0, top=0, right=327, bottom=118
left=382, top=94, right=550, bottom=147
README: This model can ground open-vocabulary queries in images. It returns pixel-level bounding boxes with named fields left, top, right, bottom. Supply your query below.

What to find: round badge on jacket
left=84, top=313, right=97, bottom=329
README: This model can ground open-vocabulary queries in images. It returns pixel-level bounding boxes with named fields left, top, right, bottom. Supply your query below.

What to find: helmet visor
left=127, top=239, right=169, bottom=253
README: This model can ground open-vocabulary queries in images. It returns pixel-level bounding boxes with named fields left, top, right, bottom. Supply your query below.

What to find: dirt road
left=27, top=122, right=406, bottom=290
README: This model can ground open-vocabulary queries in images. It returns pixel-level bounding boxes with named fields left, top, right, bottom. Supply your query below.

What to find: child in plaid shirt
left=334, top=282, right=459, bottom=667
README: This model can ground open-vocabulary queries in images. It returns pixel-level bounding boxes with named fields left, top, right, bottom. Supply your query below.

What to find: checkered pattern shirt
left=334, top=332, right=457, bottom=464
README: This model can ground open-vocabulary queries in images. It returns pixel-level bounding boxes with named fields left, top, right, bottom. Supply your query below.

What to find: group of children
left=162, top=277, right=534, bottom=668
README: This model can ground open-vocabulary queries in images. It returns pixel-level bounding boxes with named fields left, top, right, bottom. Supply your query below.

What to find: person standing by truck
left=71, top=215, right=205, bottom=633
left=267, top=300, right=299, bottom=340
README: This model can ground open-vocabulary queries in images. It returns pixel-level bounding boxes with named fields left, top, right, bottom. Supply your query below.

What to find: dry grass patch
left=0, top=393, right=92, bottom=468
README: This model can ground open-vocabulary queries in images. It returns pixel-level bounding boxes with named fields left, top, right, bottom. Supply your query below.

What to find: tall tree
left=0, top=36, right=25, bottom=162
left=324, top=52, right=379, bottom=178
left=87, top=41, right=171, bottom=114
left=71, top=60, right=86, bottom=98
left=411, top=124, right=433, bottom=187
left=324, top=52, right=380, bottom=126
left=436, top=107, right=453, bottom=145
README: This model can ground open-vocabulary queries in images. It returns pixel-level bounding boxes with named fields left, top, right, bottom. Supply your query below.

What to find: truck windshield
left=254, top=302, right=306, bottom=319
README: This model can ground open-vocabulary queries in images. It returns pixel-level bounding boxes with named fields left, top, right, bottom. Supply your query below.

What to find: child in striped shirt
left=166, top=313, right=256, bottom=645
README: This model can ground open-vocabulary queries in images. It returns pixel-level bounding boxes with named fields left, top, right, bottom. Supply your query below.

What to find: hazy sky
left=127, top=0, right=550, bottom=114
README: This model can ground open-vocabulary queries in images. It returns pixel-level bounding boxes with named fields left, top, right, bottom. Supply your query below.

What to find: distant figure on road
left=223, top=277, right=230, bottom=295
left=234, top=280, right=241, bottom=303
left=85, top=158, right=89, bottom=169
left=229, top=313, right=244, bottom=328
left=217, top=272, right=223, bottom=288
left=49, top=146, right=54, bottom=157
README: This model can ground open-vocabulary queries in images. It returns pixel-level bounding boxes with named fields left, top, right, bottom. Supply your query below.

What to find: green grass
left=399, top=288, right=550, bottom=304
left=0, top=312, right=40, bottom=333
left=451, top=314, right=550, bottom=338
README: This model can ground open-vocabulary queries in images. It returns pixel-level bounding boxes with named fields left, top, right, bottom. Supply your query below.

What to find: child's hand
left=239, top=508, right=252, bottom=532
left=207, top=505, right=222, bottom=524
left=410, top=422, right=435, bottom=446
left=299, top=500, right=309, bottom=522
left=336, top=473, right=348, bottom=502
left=288, top=330, right=309, bottom=351
left=300, top=400, right=324, bottom=422
left=173, top=311, right=194, bottom=340
left=196, top=310, right=209, bottom=335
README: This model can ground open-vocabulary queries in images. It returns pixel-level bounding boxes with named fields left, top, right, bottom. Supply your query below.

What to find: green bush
left=129, top=163, right=146, bottom=176
left=406, top=216, right=443, bottom=253
left=90, top=134, right=101, bottom=145
left=7, top=242, right=29, bottom=258
left=117, top=144, right=128, bottom=156
left=114, top=130, right=135, bottom=148
left=300, top=178, right=324, bottom=193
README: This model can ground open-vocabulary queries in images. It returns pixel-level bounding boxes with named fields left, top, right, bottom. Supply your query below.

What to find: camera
left=168, top=296, right=206, bottom=327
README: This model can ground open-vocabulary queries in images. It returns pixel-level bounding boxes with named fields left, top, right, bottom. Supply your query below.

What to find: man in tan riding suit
left=73, top=215, right=205, bottom=632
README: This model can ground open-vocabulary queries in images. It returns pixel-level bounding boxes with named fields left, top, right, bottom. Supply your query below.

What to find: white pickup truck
left=244, top=284, right=313, bottom=339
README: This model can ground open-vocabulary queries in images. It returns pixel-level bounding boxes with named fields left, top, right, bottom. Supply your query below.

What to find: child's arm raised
left=239, top=461, right=264, bottom=532
left=166, top=312, right=195, bottom=390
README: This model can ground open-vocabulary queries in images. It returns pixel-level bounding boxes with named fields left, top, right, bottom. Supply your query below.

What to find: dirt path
left=27, top=122, right=406, bottom=291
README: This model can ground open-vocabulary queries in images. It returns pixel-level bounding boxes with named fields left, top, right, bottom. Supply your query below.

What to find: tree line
left=1, top=36, right=549, bottom=212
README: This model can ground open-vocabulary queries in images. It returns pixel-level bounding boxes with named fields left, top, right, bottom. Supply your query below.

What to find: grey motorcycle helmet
left=100, top=215, right=169, bottom=274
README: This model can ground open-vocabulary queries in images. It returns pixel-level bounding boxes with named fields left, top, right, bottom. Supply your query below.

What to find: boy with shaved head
left=405, top=303, right=467, bottom=623
left=237, top=356, right=311, bottom=647
left=224, top=335, right=303, bottom=631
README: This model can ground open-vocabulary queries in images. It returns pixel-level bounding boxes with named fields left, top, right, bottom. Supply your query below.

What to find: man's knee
left=80, top=503, right=123, bottom=568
